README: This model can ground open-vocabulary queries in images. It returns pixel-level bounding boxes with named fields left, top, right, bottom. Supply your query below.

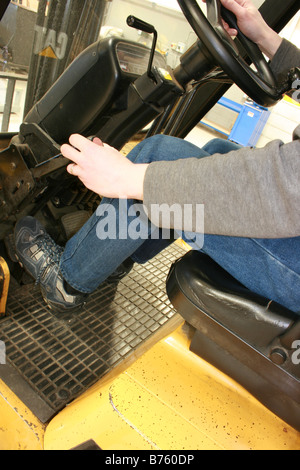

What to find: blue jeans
left=60, top=135, right=300, bottom=313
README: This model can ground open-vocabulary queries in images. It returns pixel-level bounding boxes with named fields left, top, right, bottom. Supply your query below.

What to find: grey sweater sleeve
left=270, top=38, right=300, bottom=82
left=143, top=40, right=300, bottom=239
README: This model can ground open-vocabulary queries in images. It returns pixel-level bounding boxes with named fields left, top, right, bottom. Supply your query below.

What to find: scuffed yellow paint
left=44, top=325, right=300, bottom=450
left=0, top=378, right=45, bottom=450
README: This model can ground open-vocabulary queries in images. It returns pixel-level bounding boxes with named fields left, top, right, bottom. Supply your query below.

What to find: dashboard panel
left=116, top=41, right=166, bottom=76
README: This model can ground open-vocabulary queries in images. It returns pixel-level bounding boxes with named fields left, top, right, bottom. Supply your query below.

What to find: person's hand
left=61, top=134, right=148, bottom=200
left=202, top=0, right=282, bottom=58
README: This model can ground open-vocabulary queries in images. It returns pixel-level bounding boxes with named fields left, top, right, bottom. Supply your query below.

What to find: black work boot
left=14, top=216, right=87, bottom=312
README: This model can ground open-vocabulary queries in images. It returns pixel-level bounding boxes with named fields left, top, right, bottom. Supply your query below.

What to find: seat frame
left=166, top=250, right=300, bottom=431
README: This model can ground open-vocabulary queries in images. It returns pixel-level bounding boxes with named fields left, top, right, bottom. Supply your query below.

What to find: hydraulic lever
left=34, top=136, right=97, bottom=168
left=127, top=15, right=158, bottom=81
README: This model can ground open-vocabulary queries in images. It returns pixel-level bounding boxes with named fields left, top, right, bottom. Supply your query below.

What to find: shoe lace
left=35, top=234, right=64, bottom=285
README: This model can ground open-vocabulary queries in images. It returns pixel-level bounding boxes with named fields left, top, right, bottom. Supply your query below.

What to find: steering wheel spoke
left=206, top=0, right=240, bottom=56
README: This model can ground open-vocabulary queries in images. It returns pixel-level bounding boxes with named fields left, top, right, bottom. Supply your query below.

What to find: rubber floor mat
left=0, top=243, right=185, bottom=422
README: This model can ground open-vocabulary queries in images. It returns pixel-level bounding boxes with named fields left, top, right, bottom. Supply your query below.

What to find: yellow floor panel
left=44, top=324, right=300, bottom=450
left=0, top=378, right=45, bottom=450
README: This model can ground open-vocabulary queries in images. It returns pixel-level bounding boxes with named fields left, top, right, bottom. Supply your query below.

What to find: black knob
left=127, top=16, right=156, bottom=34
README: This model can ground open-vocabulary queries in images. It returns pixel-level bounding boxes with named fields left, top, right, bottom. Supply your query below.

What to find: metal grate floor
left=0, top=243, right=185, bottom=422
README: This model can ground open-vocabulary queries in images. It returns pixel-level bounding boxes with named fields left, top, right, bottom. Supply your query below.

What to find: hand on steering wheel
left=177, top=0, right=282, bottom=106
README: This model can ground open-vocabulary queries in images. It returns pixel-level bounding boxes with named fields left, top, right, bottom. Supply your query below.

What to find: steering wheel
left=177, top=0, right=281, bottom=106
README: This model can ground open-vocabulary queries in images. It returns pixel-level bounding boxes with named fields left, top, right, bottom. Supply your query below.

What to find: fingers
left=219, top=0, right=245, bottom=16
left=61, top=143, right=81, bottom=165
left=69, top=133, right=103, bottom=149
left=61, top=134, right=104, bottom=164
left=67, top=163, right=81, bottom=177
left=60, top=134, right=83, bottom=165
left=69, top=133, right=90, bottom=150
left=63, top=133, right=105, bottom=180
left=222, top=19, right=238, bottom=36
left=62, top=134, right=106, bottom=181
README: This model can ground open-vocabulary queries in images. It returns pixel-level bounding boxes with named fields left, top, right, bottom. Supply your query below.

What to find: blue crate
left=200, top=98, right=270, bottom=147
left=229, top=101, right=270, bottom=147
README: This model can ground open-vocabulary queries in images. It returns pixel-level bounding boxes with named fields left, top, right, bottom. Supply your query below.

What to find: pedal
left=61, top=211, right=90, bottom=239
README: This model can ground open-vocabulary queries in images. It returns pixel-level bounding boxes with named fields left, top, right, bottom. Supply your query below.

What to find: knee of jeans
left=127, top=135, right=175, bottom=164
left=202, top=138, right=226, bottom=154
left=203, top=138, right=241, bottom=155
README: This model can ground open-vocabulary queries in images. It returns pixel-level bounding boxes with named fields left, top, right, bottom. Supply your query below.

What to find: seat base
left=166, top=251, right=300, bottom=431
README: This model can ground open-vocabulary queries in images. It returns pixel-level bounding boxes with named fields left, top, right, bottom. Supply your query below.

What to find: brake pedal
left=61, top=211, right=90, bottom=239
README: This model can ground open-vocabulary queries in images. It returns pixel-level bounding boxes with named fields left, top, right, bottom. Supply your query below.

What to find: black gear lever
left=127, top=15, right=158, bottom=81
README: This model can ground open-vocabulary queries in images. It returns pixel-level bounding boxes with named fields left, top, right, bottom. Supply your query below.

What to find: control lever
left=34, top=136, right=96, bottom=168
left=34, top=152, right=65, bottom=168
left=127, top=15, right=158, bottom=81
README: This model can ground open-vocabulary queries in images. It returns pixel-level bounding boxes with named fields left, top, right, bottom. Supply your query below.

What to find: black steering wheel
left=177, top=0, right=282, bottom=106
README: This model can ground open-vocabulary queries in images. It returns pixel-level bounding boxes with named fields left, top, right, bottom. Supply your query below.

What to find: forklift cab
left=0, top=0, right=299, bottom=450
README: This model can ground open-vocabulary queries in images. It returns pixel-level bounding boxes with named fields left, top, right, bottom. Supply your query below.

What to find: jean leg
left=133, top=137, right=243, bottom=263
left=173, top=138, right=300, bottom=311
left=60, top=199, right=149, bottom=292
left=60, top=135, right=212, bottom=292
left=202, top=138, right=242, bottom=154
left=129, top=134, right=213, bottom=263
left=127, top=134, right=211, bottom=164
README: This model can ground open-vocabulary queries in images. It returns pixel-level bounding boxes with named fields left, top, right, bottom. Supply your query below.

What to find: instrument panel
left=116, top=41, right=166, bottom=76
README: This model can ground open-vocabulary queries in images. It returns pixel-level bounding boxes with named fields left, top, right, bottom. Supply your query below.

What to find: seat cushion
left=166, top=250, right=297, bottom=348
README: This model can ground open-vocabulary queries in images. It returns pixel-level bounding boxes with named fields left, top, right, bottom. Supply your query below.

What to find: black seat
left=166, top=250, right=300, bottom=431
